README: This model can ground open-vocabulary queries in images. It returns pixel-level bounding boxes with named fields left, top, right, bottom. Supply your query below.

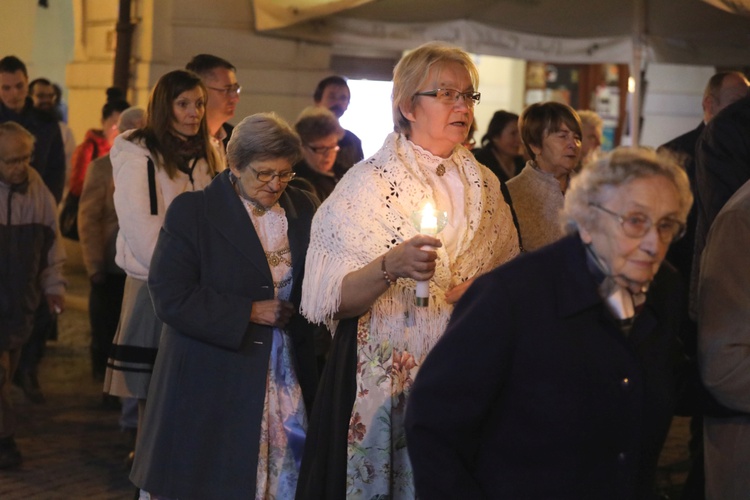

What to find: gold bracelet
left=381, top=254, right=394, bottom=286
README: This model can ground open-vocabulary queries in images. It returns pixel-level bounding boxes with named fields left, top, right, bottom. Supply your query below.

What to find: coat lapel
left=554, top=236, right=602, bottom=318
left=205, top=171, right=273, bottom=284
left=280, top=190, right=306, bottom=289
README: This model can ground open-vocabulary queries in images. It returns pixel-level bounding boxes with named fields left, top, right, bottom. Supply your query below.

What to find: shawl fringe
left=300, top=132, right=520, bottom=358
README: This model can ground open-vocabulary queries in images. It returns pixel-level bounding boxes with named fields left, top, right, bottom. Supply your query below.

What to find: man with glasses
left=186, top=54, right=240, bottom=161
left=313, top=75, right=363, bottom=174
left=292, top=107, right=344, bottom=202
left=0, top=122, right=66, bottom=469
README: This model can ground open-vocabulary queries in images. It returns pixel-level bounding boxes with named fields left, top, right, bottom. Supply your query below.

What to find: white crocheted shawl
left=300, top=132, right=520, bottom=357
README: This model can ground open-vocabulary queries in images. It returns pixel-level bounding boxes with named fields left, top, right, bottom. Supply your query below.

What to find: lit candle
left=416, top=203, right=437, bottom=307
left=420, top=203, right=438, bottom=236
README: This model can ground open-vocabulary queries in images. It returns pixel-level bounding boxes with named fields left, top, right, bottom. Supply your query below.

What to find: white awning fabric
left=257, top=0, right=750, bottom=66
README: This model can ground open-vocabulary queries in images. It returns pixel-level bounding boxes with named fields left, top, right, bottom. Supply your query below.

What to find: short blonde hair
left=392, top=41, right=479, bottom=135
left=577, top=110, right=603, bottom=131
left=562, top=147, right=693, bottom=234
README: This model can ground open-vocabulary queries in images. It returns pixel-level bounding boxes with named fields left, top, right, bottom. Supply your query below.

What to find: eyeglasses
left=306, top=144, right=340, bottom=155
left=590, top=203, right=686, bottom=243
left=206, top=84, right=241, bottom=97
left=0, top=154, right=32, bottom=166
left=250, top=166, right=296, bottom=183
left=414, top=88, right=481, bottom=106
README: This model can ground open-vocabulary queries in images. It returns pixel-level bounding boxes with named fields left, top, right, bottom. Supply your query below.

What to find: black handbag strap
left=500, top=180, right=524, bottom=252
left=147, top=157, right=157, bottom=215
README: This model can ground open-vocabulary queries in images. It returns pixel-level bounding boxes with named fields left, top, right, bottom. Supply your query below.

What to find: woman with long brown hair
left=103, top=69, right=221, bottom=436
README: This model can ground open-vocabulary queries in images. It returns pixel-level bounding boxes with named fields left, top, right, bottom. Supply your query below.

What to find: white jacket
left=112, top=132, right=214, bottom=280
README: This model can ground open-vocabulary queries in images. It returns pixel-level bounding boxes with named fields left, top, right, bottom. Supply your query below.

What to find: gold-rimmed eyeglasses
left=590, top=203, right=686, bottom=243
left=249, top=166, right=296, bottom=183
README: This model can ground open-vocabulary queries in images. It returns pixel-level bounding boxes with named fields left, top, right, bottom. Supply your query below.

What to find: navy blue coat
left=130, top=171, right=319, bottom=499
left=405, top=235, right=684, bottom=500
left=0, top=99, right=66, bottom=202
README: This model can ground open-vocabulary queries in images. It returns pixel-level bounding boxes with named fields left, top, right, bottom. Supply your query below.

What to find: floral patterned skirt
left=345, top=317, right=423, bottom=499
left=139, top=328, right=307, bottom=500
left=256, top=328, right=307, bottom=499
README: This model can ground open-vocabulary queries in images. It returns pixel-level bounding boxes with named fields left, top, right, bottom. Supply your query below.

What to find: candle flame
left=420, top=202, right=438, bottom=234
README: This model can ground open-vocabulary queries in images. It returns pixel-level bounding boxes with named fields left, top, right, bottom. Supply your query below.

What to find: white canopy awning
left=256, top=0, right=750, bottom=66
left=254, top=0, right=750, bottom=144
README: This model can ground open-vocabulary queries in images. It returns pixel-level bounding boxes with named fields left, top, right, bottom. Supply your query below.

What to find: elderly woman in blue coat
left=405, top=147, right=692, bottom=499
left=130, top=113, right=319, bottom=499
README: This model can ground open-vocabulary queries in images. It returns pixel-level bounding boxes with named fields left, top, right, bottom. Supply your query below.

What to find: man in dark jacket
left=0, top=55, right=66, bottom=203
left=0, top=122, right=65, bottom=469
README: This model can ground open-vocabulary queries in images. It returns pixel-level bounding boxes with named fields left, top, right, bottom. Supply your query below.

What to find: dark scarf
left=163, top=132, right=207, bottom=174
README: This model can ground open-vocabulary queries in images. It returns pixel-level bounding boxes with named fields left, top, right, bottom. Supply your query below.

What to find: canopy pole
left=630, top=0, right=646, bottom=146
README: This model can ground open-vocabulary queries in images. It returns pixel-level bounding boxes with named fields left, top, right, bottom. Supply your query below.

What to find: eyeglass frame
left=249, top=166, right=296, bottom=184
left=0, top=154, right=33, bottom=166
left=305, top=143, right=341, bottom=155
left=413, top=88, right=481, bottom=106
left=206, top=84, right=242, bottom=97
left=589, top=203, right=686, bottom=243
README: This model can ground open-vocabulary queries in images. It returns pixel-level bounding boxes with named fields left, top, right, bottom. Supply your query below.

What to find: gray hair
left=562, top=147, right=692, bottom=234
left=117, top=106, right=146, bottom=133
left=226, top=112, right=302, bottom=171
left=0, top=121, right=35, bottom=146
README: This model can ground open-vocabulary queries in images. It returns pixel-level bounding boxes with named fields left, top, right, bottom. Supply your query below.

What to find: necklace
left=274, top=275, right=293, bottom=290
left=265, top=247, right=292, bottom=267
left=252, top=204, right=269, bottom=217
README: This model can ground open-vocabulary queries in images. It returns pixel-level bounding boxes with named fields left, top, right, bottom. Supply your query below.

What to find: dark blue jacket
left=131, top=171, right=319, bottom=499
left=405, top=235, right=685, bottom=500
left=0, top=98, right=66, bottom=202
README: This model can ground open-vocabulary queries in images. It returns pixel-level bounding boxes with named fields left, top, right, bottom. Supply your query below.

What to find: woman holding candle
left=296, top=41, right=520, bottom=499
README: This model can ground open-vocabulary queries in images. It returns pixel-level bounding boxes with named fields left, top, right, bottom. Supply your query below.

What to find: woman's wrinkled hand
left=444, top=277, right=476, bottom=304
left=250, top=299, right=295, bottom=328
left=385, top=235, right=442, bottom=282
